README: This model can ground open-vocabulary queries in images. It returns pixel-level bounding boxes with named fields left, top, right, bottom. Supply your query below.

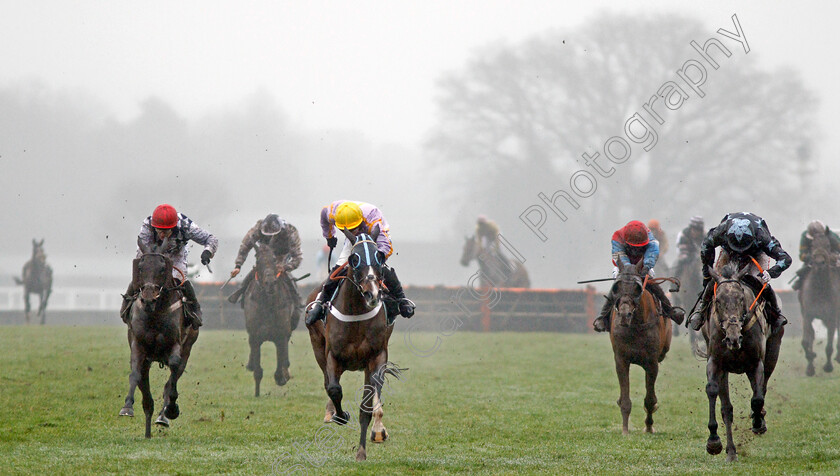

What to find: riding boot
left=688, top=280, right=714, bottom=331
left=181, top=280, right=203, bottom=329
left=227, top=268, right=255, bottom=304
left=382, top=265, right=415, bottom=318
left=647, top=282, right=685, bottom=325
left=305, top=272, right=342, bottom=326
left=120, top=280, right=139, bottom=324
left=593, top=290, right=615, bottom=332
left=761, top=285, right=788, bottom=334
left=792, top=265, right=809, bottom=291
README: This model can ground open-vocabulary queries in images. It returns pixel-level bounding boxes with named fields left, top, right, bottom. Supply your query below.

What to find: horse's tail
left=13, top=277, right=23, bottom=285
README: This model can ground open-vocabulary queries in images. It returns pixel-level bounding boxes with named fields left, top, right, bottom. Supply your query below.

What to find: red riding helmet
left=624, top=220, right=650, bottom=247
left=151, top=204, right=178, bottom=229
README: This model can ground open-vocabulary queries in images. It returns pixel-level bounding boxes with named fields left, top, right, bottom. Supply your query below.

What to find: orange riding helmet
left=624, top=220, right=650, bottom=247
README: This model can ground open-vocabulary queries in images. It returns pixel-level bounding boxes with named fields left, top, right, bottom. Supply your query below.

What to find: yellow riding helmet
left=335, top=202, right=364, bottom=230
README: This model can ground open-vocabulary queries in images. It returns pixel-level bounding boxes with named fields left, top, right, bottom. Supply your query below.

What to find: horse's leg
left=274, top=335, right=291, bottom=386
left=718, top=373, right=737, bottom=462
left=138, top=359, right=154, bottom=438
left=835, top=321, right=840, bottom=364
left=325, top=353, right=349, bottom=425
left=357, top=352, right=388, bottom=462
left=23, top=290, right=31, bottom=324
left=643, top=361, right=659, bottom=433
left=705, top=358, right=723, bottom=455
left=158, top=332, right=197, bottom=426
left=802, top=315, right=817, bottom=376
left=162, top=344, right=183, bottom=421
left=39, top=289, right=49, bottom=325
left=120, top=336, right=140, bottom=417
left=306, top=320, right=335, bottom=422
left=747, top=359, right=767, bottom=435
left=356, top=371, right=374, bottom=462
left=248, top=335, right=263, bottom=397
left=614, top=356, right=631, bottom=435
left=825, top=321, right=836, bottom=373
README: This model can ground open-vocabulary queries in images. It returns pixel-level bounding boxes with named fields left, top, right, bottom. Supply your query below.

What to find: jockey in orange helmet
left=592, top=220, right=684, bottom=332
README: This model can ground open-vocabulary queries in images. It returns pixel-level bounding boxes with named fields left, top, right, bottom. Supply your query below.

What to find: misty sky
left=2, top=1, right=839, bottom=288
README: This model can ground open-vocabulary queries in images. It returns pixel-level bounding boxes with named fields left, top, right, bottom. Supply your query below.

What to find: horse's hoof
left=155, top=414, right=170, bottom=427
left=645, top=426, right=655, bottom=434
left=331, top=411, right=350, bottom=425
left=824, top=362, right=834, bottom=373
left=164, top=403, right=180, bottom=420
left=806, top=364, right=816, bottom=376
left=371, top=429, right=388, bottom=443
left=707, top=437, right=723, bottom=455
left=621, top=428, right=629, bottom=436
left=355, top=447, right=367, bottom=462
left=274, top=373, right=289, bottom=387
left=324, top=412, right=335, bottom=423
left=752, top=422, right=767, bottom=435
left=726, top=453, right=738, bottom=463
left=119, top=407, right=134, bottom=417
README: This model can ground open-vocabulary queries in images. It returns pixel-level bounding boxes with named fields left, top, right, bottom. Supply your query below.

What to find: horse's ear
left=32, top=239, right=37, bottom=247
left=708, top=266, right=722, bottom=283
left=340, top=227, right=355, bottom=242
left=370, top=224, right=380, bottom=242
left=635, top=261, right=644, bottom=273
left=735, top=265, right=751, bottom=281
left=40, top=239, right=45, bottom=246
left=616, top=259, right=625, bottom=273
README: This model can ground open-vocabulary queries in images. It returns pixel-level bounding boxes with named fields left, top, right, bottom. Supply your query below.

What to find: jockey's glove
left=327, top=236, right=337, bottom=248
left=201, top=250, right=212, bottom=265
left=611, top=267, right=619, bottom=278
left=760, top=270, right=771, bottom=283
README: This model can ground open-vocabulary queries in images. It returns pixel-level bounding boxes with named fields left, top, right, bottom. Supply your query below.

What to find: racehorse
left=799, top=231, right=840, bottom=375
left=118, top=238, right=200, bottom=438
left=700, top=263, right=784, bottom=462
left=14, top=239, right=52, bottom=325
left=243, top=238, right=300, bottom=396
left=609, top=260, right=672, bottom=435
left=673, top=253, right=705, bottom=351
left=460, top=235, right=530, bottom=288
left=306, top=227, right=401, bottom=461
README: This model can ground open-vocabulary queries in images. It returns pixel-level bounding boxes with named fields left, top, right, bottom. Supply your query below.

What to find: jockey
left=475, top=215, right=511, bottom=270
left=226, top=213, right=303, bottom=305
left=647, top=219, right=669, bottom=257
left=687, top=212, right=791, bottom=333
left=671, top=216, right=705, bottom=278
left=593, top=220, right=685, bottom=332
left=120, top=204, right=218, bottom=329
left=305, top=200, right=416, bottom=326
left=792, top=220, right=840, bottom=291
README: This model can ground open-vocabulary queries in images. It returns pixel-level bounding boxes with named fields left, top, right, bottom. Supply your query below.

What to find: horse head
left=460, top=235, right=478, bottom=267
left=254, top=241, right=281, bottom=294
left=340, top=225, right=383, bottom=309
left=32, top=239, right=46, bottom=265
left=613, top=260, right=646, bottom=327
left=136, top=237, right=173, bottom=305
left=708, top=263, right=752, bottom=350
left=810, top=232, right=834, bottom=268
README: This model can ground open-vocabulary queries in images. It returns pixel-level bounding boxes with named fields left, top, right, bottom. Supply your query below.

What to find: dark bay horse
left=700, top=263, right=784, bottom=462
left=14, top=239, right=52, bottom=325
left=609, top=260, right=672, bottom=435
left=118, top=238, right=199, bottom=438
left=799, top=232, right=840, bottom=375
left=460, top=235, right=530, bottom=288
left=243, top=239, right=300, bottom=396
left=306, top=227, right=399, bottom=461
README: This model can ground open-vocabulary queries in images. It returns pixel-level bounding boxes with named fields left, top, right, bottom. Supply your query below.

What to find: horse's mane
left=719, top=263, right=740, bottom=279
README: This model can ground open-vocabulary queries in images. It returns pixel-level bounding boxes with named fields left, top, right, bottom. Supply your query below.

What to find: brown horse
left=799, top=232, right=840, bottom=376
left=118, top=238, right=200, bottom=438
left=460, top=235, right=530, bottom=288
left=14, top=239, right=53, bottom=325
left=608, top=260, right=672, bottom=435
left=243, top=239, right=300, bottom=396
left=701, top=263, right=784, bottom=462
left=306, top=228, right=399, bottom=461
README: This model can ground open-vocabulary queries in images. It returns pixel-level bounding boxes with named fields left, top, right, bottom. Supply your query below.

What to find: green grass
left=1, top=326, right=840, bottom=475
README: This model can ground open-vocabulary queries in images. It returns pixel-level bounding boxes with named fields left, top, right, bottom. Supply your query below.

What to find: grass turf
left=1, top=326, right=839, bottom=475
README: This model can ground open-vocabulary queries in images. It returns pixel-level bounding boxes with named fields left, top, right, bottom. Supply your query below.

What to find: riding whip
left=577, top=277, right=616, bottom=284
left=219, top=275, right=234, bottom=291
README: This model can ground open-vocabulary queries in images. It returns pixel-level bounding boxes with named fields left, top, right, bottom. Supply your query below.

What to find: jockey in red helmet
left=120, top=204, right=218, bottom=329
left=592, top=220, right=684, bottom=332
